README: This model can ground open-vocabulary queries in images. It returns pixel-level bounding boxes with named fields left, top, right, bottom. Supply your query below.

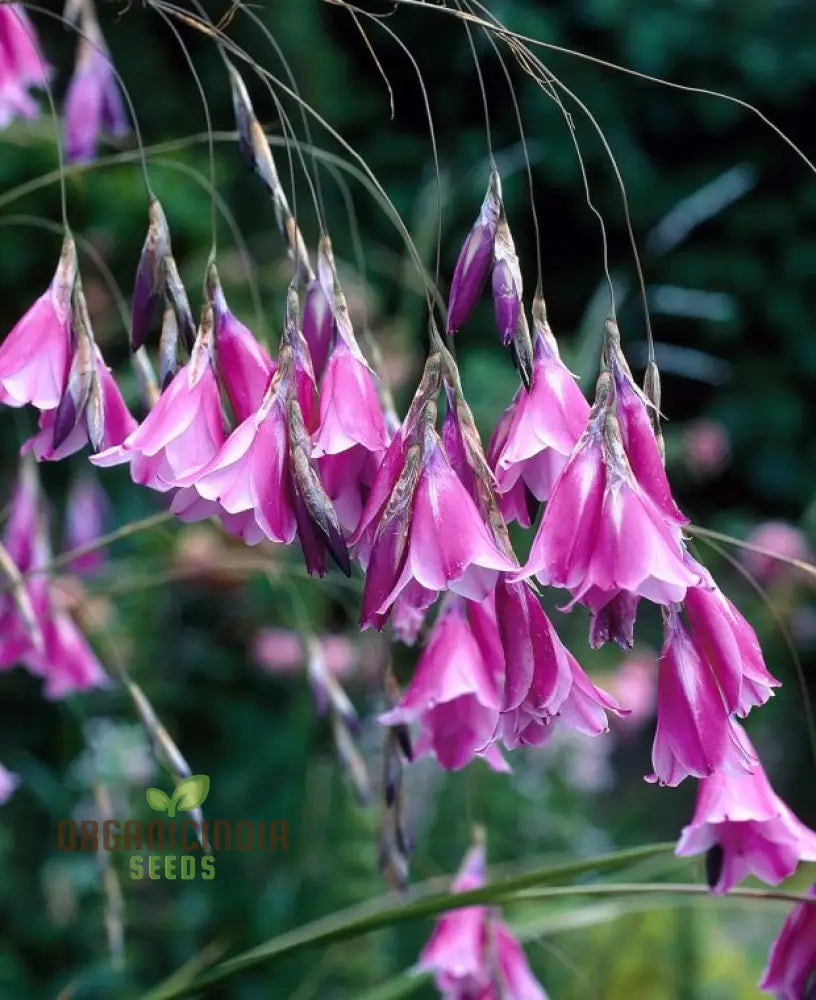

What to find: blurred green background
left=1, top=0, right=815, bottom=997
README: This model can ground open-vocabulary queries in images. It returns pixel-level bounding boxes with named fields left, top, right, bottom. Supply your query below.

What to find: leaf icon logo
left=145, top=775, right=210, bottom=818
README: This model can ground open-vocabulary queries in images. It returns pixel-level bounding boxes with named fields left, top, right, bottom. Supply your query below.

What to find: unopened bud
left=131, top=197, right=171, bottom=350
left=54, top=283, right=95, bottom=450
left=446, top=168, right=503, bottom=333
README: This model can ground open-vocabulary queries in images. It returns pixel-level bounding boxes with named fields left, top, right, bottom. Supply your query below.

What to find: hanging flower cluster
left=0, top=13, right=813, bottom=998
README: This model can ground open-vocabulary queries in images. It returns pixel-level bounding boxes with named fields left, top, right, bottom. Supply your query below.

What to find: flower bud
left=131, top=197, right=170, bottom=351
left=491, top=216, right=522, bottom=346
left=446, top=169, right=502, bottom=333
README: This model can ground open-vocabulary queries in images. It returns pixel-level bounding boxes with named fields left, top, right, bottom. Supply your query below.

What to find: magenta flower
left=313, top=336, right=389, bottom=534
left=0, top=4, right=47, bottom=128
left=609, top=347, right=687, bottom=528
left=759, top=885, right=816, bottom=1000
left=446, top=170, right=502, bottom=334
left=0, top=765, right=20, bottom=806
left=360, top=424, right=516, bottom=631
left=649, top=607, right=758, bottom=787
left=0, top=236, right=76, bottom=410
left=379, top=594, right=509, bottom=773
left=676, top=730, right=816, bottom=893
left=212, top=280, right=275, bottom=423
left=176, top=375, right=294, bottom=543
left=93, top=315, right=225, bottom=490
left=64, top=32, right=128, bottom=163
left=683, top=565, right=780, bottom=716
left=490, top=330, right=589, bottom=522
left=27, top=609, right=109, bottom=699
left=418, top=840, right=549, bottom=1000
left=63, top=474, right=110, bottom=574
left=24, top=346, right=137, bottom=462
left=0, top=466, right=107, bottom=697
left=521, top=385, right=700, bottom=607
left=496, top=577, right=624, bottom=749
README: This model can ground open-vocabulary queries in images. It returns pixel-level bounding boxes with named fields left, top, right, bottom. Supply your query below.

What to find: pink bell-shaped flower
left=379, top=594, right=508, bottom=773
left=648, top=607, right=758, bottom=787
left=0, top=236, right=76, bottom=410
left=676, top=728, right=816, bottom=893
left=759, top=885, right=816, bottom=1000
left=0, top=4, right=48, bottom=128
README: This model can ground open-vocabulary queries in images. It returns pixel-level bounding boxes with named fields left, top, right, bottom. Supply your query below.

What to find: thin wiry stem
left=235, top=1, right=329, bottom=233
left=150, top=3, right=218, bottom=259
left=466, top=0, right=542, bottom=294
left=13, top=4, right=69, bottom=233
left=346, top=5, right=442, bottom=316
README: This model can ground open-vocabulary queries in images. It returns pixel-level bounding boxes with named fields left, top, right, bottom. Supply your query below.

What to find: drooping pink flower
left=490, top=331, right=589, bottom=521
left=759, top=885, right=816, bottom=1000
left=379, top=595, right=508, bottom=773
left=0, top=4, right=47, bottom=128
left=0, top=465, right=108, bottom=697
left=313, top=337, right=389, bottom=535
left=92, top=310, right=224, bottom=490
left=23, top=346, right=138, bottom=462
left=676, top=730, right=816, bottom=894
left=648, top=607, right=758, bottom=787
left=0, top=765, right=19, bottom=805
left=360, top=423, right=516, bottom=631
left=521, top=382, right=700, bottom=608
left=741, top=521, right=811, bottom=587
left=495, top=577, right=625, bottom=750
left=608, top=342, right=687, bottom=528
left=0, top=236, right=76, bottom=410
left=63, top=473, right=110, bottom=574
left=64, top=30, right=128, bottom=163
left=26, top=609, right=109, bottom=699
left=418, top=840, right=549, bottom=1000
left=682, top=565, right=780, bottom=717
left=211, top=277, right=275, bottom=423
left=446, top=170, right=502, bottom=334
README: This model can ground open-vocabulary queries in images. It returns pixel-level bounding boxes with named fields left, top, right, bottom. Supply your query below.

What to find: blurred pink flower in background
left=741, top=521, right=811, bottom=586
left=600, top=650, right=657, bottom=731
left=63, top=474, right=110, bottom=574
left=0, top=764, right=20, bottom=805
left=682, top=419, right=730, bottom=478
left=254, top=628, right=384, bottom=681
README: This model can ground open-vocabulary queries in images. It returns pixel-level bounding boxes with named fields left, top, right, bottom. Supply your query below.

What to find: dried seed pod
left=85, top=361, right=105, bottom=453
left=126, top=680, right=210, bottom=852
left=163, top=255, right=195, bottom=352
left=287, top=396, right=350, bottom=576
left=227, top=61, right=313, bottom=282
left=510, top=307, right=534, bottom=392
left=158, top=303, right=180, bottom=390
